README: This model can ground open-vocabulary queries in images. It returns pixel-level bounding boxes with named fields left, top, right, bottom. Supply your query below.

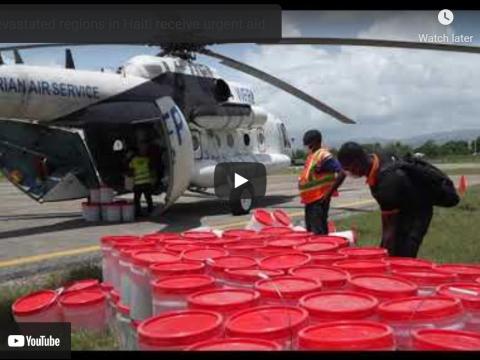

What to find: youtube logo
left=8, top=335, right=25, bottom=347
left=214, top=162, right=267, bottom=215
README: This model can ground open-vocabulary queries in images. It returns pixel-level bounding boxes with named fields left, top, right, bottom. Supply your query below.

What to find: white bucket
left=105, top=204, right=122, bottom=223
left=82, top=203, right=101, bottom=222
left=122, top=203, right=135, bottom=222
left=90, top=188, right=101, bottom=203
left=100, top=187, right=114, bottom=204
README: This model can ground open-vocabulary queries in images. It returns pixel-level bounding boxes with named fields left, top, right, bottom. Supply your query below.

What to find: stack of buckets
left=82, top=186, right=135, bottom=223
left=12, top=208, right=480, bottom=351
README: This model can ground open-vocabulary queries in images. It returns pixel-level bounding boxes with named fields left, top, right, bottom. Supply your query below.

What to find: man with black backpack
left=337, top=142, right=460, bottom=257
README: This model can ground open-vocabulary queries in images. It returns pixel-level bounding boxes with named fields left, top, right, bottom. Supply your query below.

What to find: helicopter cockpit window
left=243, top=134, right=251, bottom=147
left=113, top=139, right=124, bottom=152
left=227, top=133, right=235, bottom=148
left=214, top=79, right=232, bottom=102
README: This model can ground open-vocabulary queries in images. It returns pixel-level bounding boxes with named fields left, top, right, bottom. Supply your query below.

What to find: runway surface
left=0, top=171, right=478, bottom=281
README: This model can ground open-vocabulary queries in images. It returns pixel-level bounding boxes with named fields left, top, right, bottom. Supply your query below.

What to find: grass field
left=336, top=184, right=480, bottom=263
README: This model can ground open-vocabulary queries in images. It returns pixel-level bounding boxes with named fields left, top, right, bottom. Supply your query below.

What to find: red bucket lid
left=12, top=290, right=58, bottom=316
left=267, top=238, right=307, bottom=249
left=255, top=276, right=321, bottom=300
left=183, top=248, right=229, bottom=262
left=64, top=279, right=100, bottom=293
left=112, top=239, right=155, bottom=251
left=253, top=209, right=274, bottom=226
left=119, top=245, right=157, bottom=261
left=300, top=291, right=378, bottom=320
left=311, top=252, right=348, bottom=265
left=137, top=310, right=223, bottom=348
left=339, top=247, right=388, bottom=259
left=100, top=282, right=113, bottom=293
left=142, top=232, right=182, bottom=245
left=298, top=321, right=394, bottom=350
left=130, top=250, right=181, bottom=267
left=224, top=242, right=265, bottom=252
left=224, top=268, right=284, bottom=282
left=289, top=265, right=348, bottom=288
left=348, top=274, right=418, bottom=299
left=283, top=231, right=313, bottom=239
left=308, top=235, right=349, bottom=248
left=187, top=288, right=260, bottom=313
left=110, top=289, right=120, bottom=303
left=222, top=229, right=258, bottom=239
left=188, top=337, right=282, bottom=351
left=225, top=305, right=309, bottom=340
left=59, top=289, right=106, bottom=308
left=152, top=274, right=215, bottom=295
left=383, top=257, right=434, bottom=272
left=181, top=231, right=219, bottom=241
left=259, top=253, right=311, bottom=271
left=259, top=226, right=293, bottom=235
left=150, top=261, right=205, bottom=278
left=165, top=243, right=204, bottom=254
left=436, top=282, right=480, bottom=311
left=378, top=296, right=463, bottom=321
left=294, top=241, right=340, bottom=254
left=392, top=269, right=457, bottom=286
left=207, top=237, right=241, bottom=247
left=117, top=302, right=130, bottom=316
left=100, top=235, right=140, bottom=246
left=333, top=260, right=389, bottom=274
left=434, top=264, right=480, bottom=281
left=412, top=329, right=480, bottom=351
left=210, top=256, right=257, bottom=272
left=272, top=209, right=292, bottom=227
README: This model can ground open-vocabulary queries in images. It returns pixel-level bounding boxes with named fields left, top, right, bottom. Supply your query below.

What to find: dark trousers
left=133, top=183, right=154, bottom=216
left=383, top=206, right=434, bottom=257
left=304, top=198, right=331, bottom=235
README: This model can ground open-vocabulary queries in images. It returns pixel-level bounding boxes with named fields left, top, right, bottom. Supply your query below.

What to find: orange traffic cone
left=328, top=220, right=337, bottom=233
left=458, top=175, right=468, bottom=196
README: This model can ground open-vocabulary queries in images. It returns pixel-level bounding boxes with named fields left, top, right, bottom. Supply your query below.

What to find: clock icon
left=438, top=9, right=454, bottom=26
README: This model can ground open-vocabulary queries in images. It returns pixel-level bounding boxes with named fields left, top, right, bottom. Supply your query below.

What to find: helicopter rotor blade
left=65, top=49, right=75, bottom=69
left=264, top=37, right=480, bottom=54
left=199, top=48, right=356, bottom=124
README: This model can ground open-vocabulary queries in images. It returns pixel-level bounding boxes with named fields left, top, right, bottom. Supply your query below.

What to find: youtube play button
left=214, top=162, right=267, bottom=201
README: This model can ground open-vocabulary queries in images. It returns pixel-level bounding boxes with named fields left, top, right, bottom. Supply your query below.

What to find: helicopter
left=0, top=40, right=479, bottom=215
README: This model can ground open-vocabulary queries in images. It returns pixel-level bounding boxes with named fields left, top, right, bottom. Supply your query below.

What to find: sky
left=2, top=10, right=480, bottom=147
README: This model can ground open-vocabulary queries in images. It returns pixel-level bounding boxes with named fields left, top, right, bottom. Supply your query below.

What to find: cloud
left=227, top=12, right=480, bottom=147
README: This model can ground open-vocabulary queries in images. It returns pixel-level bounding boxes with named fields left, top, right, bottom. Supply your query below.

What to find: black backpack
left=386, top=153, right=460, bottom=208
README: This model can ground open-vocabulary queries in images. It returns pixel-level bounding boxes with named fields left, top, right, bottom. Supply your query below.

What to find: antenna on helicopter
left=65, top=49, right=75, bottom=69
left=13, top=49, right=24, bottom=64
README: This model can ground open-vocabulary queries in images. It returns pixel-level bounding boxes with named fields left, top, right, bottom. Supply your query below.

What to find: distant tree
left=415, top=140, right=440, bottom=158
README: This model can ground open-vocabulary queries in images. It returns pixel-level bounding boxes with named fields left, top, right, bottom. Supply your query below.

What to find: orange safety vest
left=298, top=148, right=337, bottom=204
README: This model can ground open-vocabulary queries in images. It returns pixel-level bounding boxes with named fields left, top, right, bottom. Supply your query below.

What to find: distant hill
left=325, top=129, right=480, bottom=149
left=400, top=129, right=480, bottom=147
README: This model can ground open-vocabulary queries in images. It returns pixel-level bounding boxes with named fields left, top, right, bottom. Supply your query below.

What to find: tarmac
left=0, top=170, right=478, bottom=282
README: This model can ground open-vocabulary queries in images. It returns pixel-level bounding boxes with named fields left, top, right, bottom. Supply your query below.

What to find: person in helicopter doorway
left=129, top=143, right=155, bottom=218
left=299, top=130, right=346, bottom=234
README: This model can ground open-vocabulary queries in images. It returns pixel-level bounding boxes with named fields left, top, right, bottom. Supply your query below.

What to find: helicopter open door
left=155, top=97, right=194, bottom=211
left=0, top=120, right=99, bottom=202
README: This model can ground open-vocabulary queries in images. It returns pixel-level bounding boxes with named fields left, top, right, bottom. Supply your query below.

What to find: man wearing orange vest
left=299, top=130, right=346, bottom=234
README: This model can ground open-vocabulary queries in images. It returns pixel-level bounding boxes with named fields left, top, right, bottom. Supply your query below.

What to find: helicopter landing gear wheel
left=229, top=183, right=255, bottom=216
